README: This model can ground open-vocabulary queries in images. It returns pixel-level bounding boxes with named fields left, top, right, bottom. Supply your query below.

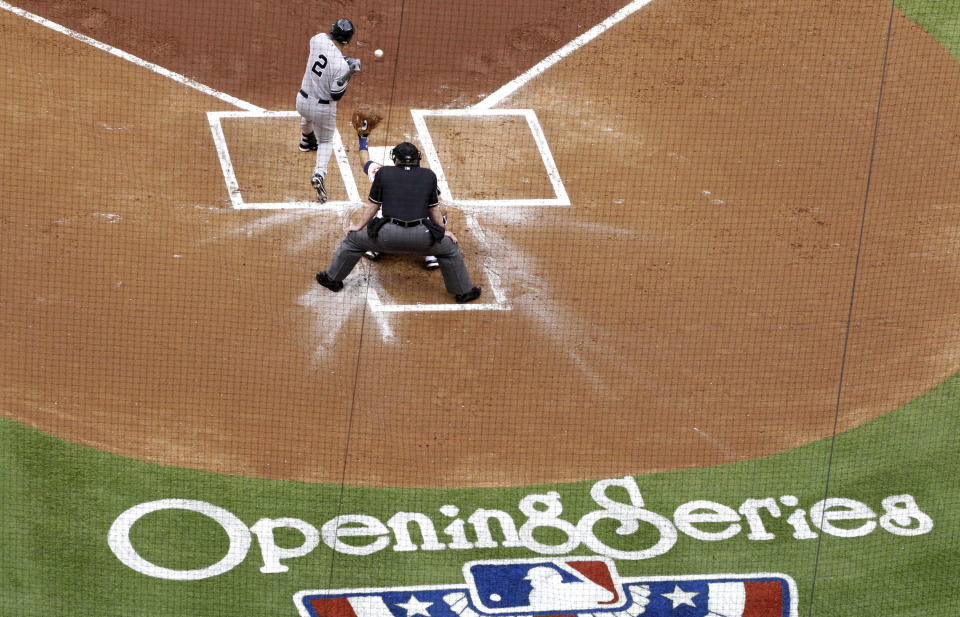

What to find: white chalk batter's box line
left=206, top=110, right=360, bottom=211
left=2, top=0, right=640, bottom=317
left=367, top=264, right=510, bottom=314
left=411, top=108, right=570, bottom=208
left=206, top=108, right=569, bottom=210
left=207, top=110, right=511, bottom=313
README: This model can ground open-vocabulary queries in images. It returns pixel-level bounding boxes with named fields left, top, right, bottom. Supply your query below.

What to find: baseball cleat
left=363, top=250, right=381, bottom=261
left=455, top=286, right=481, bottom=304
left=299, top=132, right=318, bottom=151
left=311, top=174, right=328, bottom=203
left=424, top=256, right=439, bottom=270
left=316, top=271, right=343, bottom=292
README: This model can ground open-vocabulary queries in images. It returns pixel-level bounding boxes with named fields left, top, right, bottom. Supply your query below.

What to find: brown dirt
left=2, top=0, right=959, bottom=487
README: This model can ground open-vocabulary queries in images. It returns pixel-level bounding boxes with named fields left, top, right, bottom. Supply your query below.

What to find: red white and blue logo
left=295, top=558, right=798, bottom=617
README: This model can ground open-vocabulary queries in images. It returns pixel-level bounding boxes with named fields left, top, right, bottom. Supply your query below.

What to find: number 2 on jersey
left=311, top=54, right=328, bottom=77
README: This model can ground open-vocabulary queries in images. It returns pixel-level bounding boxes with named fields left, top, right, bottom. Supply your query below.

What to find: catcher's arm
left=358, top=144, right=371, bottom=169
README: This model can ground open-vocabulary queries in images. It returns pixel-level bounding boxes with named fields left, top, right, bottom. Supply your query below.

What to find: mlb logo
left=463, top=557, right=627, bottom=614
left=295, top=559, right=797, bottom=617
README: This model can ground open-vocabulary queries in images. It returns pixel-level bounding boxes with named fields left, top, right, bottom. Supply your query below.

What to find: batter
left=296, top=18, right=359, bottom=203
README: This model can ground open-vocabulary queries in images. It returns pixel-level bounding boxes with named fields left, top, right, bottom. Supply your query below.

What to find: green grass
left=896, top=0, right=960, bottom=61
left=2, top=371, right=958, bottom=616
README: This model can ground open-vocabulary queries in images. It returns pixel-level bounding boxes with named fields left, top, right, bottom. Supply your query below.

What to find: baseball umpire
left=297, top=18, right=360, bottom=203
left=315, top=138, right=482, bottom=303
left=349, top=108, right=442, bottom=271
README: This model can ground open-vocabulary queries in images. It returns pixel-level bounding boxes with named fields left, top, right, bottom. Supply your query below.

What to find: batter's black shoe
left=455, top=286, right=481, bottom=303
left=424, top=256, right=439, bottom=270
left=364, top=250, right=381, bottom=261
left=299, top=132, right=318, bottom=151
left=316, top=271, right=343, bottom=292
left=311, top=174, right=328, bottom=203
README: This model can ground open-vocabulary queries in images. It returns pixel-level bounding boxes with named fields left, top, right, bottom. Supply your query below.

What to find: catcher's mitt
left=351, top=107, right=383, bottom=137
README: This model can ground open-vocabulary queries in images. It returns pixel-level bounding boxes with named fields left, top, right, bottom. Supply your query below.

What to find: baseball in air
left=374, top=48, right=384, bottom=58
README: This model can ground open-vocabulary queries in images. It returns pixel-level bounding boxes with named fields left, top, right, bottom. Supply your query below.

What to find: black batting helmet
left=391, top=142, right=421, bottom=167
left=330, top=18, right=355, bottom=44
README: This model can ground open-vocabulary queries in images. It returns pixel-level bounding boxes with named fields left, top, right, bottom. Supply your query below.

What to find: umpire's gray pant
left=324, top=222, right=476, bottom=296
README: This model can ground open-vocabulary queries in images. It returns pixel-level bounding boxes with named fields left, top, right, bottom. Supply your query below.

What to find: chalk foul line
left=0, top=0, right=262, bottom=112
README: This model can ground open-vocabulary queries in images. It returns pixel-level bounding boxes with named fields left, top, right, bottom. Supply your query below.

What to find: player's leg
left=299, top=132, right=318, bottom=152
left=432, top=237, right=479, bottom=300
left=318, top=231, right=374, bottom=289
left=423, top=210, right=447, bottom=269
left=312, top=107, right=338, bottom=197
left=296, top=97, right=318, bottom=151
left=297, top=98, right=329, bottom=202
left=311, top=174, right=328, bottom=204
left=365, top=211, right=384, bottom=261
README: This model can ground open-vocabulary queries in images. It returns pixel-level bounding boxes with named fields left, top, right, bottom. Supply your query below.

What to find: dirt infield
left=2, top=0, right=960, bottom=487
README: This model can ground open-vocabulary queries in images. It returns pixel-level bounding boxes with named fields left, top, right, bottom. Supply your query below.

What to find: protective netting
left=1, top=0, right=958, bottom=615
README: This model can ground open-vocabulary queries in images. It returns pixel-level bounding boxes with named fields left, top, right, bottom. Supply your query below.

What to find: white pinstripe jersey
left=299, top=33, right=350, bottom=101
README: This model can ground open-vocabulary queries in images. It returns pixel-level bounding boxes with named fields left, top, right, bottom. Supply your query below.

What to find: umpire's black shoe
left=316, top=271, right=343, bottom=292
left=455, top=286, right=481, bottom=303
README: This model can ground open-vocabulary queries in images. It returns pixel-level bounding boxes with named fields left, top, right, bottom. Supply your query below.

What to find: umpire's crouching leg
left=432, top=237, right=480, bottom=301
left=316, top=230, right=481, bottom=303
left=316, top=231, right=371, bottom=291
